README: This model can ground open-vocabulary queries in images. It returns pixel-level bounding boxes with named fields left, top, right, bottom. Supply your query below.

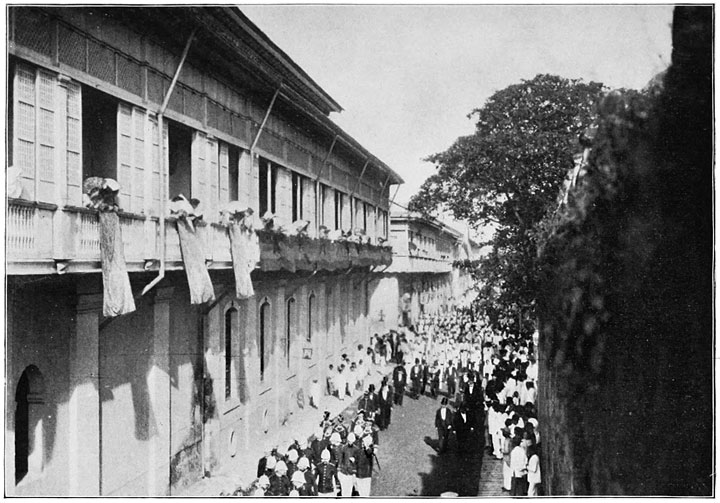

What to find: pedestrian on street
left=296, top=457, right=317, bottom=495
left=510, top=435, right=528, bottom=496
left=358, top=387, right=378, bottom=415
left=445, top=360, right=457, bottom=401
left=410, top=358, right=422, bottom=399
left=268, top=460, right=291, bottom=496
left=336, top=365, right=347, bottom=402
left=392, top=361, right=407, bottom=405
left=421, top=359, right=429, bottom=396
left=316, top=449, right=338, bottom=497
left=430, top=360, right=440, bottom=398
left=453, top=404, right=474, bottom=454
left=291, top=471, right=310, bottom=496
left=327, top=364, right=336, bottom=397
left=338, top=433, right=359, bottom=496
left=377, top=377, right=393, bottom=430
left=254, top=475, right=270, bottom=497
left=309, top=377, right=321, bottom=409
left=502, top=428, right=513, bottom=491
left=435, top=397, right=454, bottom=454
left=354, top=434, right=375, bottom=496
left=526, top=444, right=542, bottom=496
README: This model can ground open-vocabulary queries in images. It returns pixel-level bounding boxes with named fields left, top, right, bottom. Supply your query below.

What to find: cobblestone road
left=371, top=391, right=505, bottom=497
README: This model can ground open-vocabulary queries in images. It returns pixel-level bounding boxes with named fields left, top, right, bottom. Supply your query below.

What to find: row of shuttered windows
left=10, top=60, right=390, bottom=237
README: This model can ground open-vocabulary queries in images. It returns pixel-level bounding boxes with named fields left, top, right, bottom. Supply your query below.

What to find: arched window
left=15, top=365, right=44, bottom=485
left=285, top=298, right=296, bottom=368
left=225, top=306, right=238, bottom=401
left=260, top=300, right=270, bottom=381
left=307, top=292, right=315, bottom=343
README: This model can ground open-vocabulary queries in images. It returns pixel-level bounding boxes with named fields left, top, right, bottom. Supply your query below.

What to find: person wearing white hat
left=291, top=470, right=310, bottom=496
left=297, top=456, right=317, bottom=496
left=268, top=459, right=291, bottom=496
left=265, top=455, right=276, bottom=473
left=254, top=475, right=270, bottom=497
left=316, top=449, right=337, bottom=497
left=311, top=426, right=329, bottom=467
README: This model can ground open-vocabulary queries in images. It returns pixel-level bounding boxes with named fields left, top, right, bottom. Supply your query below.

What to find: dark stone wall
left=537, top=7, right=713, bottom=496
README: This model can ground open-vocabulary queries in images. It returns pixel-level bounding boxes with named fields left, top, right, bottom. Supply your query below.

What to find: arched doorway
left=15, top=365, right=45, bottom=485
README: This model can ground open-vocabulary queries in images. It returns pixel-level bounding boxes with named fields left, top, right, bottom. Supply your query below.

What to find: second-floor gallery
left=5, top=6, right=403, bottom=497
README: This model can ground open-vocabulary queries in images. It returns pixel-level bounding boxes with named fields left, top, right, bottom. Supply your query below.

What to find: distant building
left=6, top=7, right=402, bottom=495
left=367, top=211, right=476, bottom=332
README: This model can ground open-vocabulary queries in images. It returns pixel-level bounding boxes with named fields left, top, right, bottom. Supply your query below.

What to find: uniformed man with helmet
left=316, top=449, right=337, bottom=497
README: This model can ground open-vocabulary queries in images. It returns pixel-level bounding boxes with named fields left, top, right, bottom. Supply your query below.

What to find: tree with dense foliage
left=410, top=74, right=604, bottom=332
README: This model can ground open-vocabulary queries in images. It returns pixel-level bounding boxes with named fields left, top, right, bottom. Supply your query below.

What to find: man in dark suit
left=358, top=387, right=378, bottom=416
left=453, top=404, right=475, bottom=454
left=410, top=358, right=423, bottom=399
left=377, top=377, right=393, bottom=430
left=421, top=359, right=430, bottom=396
left=435, top=397, right=454, bottom=453
left=464, top=374, right=483, bottom=412
left=393, top=362, right=407, bottom=405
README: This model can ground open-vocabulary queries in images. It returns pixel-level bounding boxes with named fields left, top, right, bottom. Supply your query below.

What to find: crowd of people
left=246, top=303, right=542, bottom=497
left=412, top=306, right=543, bottom=496
left=248, top=342, right=397, bottom=497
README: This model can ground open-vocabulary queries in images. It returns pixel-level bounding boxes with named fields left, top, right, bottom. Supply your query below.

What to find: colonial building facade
left=367, top=211, right=476, bottom=332
left=6, top=7, right=401, bottom=496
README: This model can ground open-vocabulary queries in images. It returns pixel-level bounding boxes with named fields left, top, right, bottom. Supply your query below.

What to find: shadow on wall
left=14, top=365, right=58, bottom=489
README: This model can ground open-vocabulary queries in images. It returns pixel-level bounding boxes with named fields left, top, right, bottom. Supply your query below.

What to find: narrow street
left=372, top=391, right=504, bottom=497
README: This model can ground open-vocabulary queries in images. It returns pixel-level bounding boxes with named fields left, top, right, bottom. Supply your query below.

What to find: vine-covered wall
left=537, top=6, right=712, bottom=496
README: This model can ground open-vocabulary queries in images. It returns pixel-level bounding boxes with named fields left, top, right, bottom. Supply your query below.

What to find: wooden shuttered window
left=191, top=131, right=221, bottom=222
left=12, top=62, right=82, bottom=205
left=117, top=103, right=167, bottom=215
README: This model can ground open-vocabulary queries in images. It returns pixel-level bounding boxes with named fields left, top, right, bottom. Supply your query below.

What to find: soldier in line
left=316, top=449, right=338, bottom=497
left=337, top=432, right=359, bottom=496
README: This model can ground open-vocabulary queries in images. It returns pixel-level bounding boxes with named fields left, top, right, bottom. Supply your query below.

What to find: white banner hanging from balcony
left=83, top=177, right=136, bottom=317
left=223, top=202, right=260, bottom=299
left=170, top=195, right=216, bottom=305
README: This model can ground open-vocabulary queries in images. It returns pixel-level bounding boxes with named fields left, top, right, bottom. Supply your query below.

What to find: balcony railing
left=6, top=199, right=393, bottom=275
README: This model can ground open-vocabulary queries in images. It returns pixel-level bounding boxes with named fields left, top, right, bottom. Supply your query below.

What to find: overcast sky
left=241, top=5, right=674, bottom=211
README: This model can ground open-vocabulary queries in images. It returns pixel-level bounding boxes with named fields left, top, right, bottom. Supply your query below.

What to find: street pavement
left=372, top=391, right=505, bottom=497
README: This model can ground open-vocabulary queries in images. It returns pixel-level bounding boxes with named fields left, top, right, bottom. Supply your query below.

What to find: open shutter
left=323, top=185, right=334, bottom=228
left=250, top=153, right=260, bottom=214
left=219, top=142, right=230, bottom=206
left=117, top=103, right=148, bottom=213
left=147, top=115, right=167, bottom=216
left=302, top=176, right=315, bottom=236
left=131, top=107, right=146, bottom=213
left=148, top=116, right=160, bottom=216
left=207, top=136, right=219, bottom=222
left=368, top=205, right=376, bottom=242
left=36, top=69, right=56, bottom=203
left=342, top=193, right=351, bottom=231
left=13, top=63, right=37, bottom=200
left=191, top=130, right=209, bottom=208
left=276, top=166, right=292, bottom=225
left=117, top=103, right=133, bottom=210
left=65, top=81, right=82, bottom=206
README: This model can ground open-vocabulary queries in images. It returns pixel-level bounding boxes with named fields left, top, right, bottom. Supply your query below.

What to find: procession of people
left=245, top=302, right=542, bottom=497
